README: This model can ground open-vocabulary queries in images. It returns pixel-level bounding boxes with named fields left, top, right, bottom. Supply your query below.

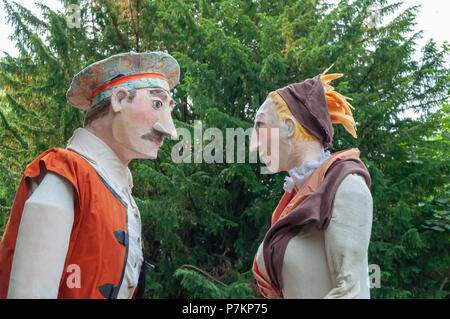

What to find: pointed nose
left=153, top=121, right=177, bottom=140
left=249, top=127, right=258, bottom=153
left=165, top=112, right=178, bottom=140
left=153, top=109, right=178, bottom=140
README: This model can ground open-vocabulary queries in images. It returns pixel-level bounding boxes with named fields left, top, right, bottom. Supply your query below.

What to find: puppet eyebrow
left=148, top=88, right=176, bottom=110
left=148, top=89, right=169, bottom=102
left=148, top=89, right=175, bottom=110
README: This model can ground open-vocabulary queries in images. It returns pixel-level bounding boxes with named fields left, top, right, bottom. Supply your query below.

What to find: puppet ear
left=284, top=115, right=297, bottom=138
left=110, top=86, right=130, bottom=112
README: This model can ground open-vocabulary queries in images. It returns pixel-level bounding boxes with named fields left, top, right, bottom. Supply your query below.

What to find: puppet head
left=66, top=51, right=180, bottom=164
left=250, top=69, right=357, bottom=173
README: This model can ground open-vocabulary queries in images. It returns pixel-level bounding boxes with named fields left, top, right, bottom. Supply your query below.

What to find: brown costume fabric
left=262, top=153, right=371, bottom=296
left=276, top=74, right=334, bottom=150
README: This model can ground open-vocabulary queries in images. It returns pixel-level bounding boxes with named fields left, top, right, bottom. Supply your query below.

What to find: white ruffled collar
left=283, top=150, right=331, bottom=193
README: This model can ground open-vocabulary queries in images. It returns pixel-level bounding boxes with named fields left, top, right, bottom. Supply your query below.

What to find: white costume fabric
left=8, top=128, right=143, bottom=299
left=283, top=150, right=331, bottom=193
left=256, top=159, right=373, bottom=299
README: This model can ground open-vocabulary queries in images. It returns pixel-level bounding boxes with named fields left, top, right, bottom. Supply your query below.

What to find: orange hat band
left=90, top=73, right=169, bottom=99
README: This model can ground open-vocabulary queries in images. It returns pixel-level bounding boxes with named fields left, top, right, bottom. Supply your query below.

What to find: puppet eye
left=255, top=121, right=263, bottom=128
left=152, top=100, right=163, bottom=109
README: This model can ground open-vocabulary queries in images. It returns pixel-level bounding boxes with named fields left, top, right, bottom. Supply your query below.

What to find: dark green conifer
left=1, top=0, right=448, bottom=298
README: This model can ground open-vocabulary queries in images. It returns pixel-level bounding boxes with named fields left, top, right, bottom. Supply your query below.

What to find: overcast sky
left=0, top=0, right=448, bottom=60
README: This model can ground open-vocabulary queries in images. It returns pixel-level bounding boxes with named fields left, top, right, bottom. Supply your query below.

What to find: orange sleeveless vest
left=252, top=148, right=363, bottom=298
left=0, top=148, right=131, bottom=299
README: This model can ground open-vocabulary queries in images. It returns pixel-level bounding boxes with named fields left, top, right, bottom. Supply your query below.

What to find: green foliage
left=174, top=268, right=253, bottom=299
left=0, top=0, right=448, bottom=298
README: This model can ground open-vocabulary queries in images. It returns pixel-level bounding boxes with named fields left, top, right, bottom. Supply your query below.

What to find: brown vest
left=0, top=148, right=134, bottom=299
left=253, top=148, right=371, bottom=298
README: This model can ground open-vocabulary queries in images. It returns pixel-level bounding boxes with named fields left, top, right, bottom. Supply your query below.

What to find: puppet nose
left=166, top=114, right=178, bottom=140
left=249, top=128, right=258, bottom=153
left=153, top=119, right=177, bottom=140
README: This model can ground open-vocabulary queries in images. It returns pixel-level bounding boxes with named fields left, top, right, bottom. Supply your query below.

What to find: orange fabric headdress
left=320, top=66, right=357, bottom=138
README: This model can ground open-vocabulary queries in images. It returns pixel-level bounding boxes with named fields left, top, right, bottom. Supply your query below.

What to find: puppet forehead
left=255, top=97, right=277, bottom=120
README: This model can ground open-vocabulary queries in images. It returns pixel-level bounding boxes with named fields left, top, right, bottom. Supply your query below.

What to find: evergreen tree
left=0, top=0, right=448, bottom=298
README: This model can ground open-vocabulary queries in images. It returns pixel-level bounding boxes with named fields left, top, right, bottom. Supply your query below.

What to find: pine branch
left=0, top=108, right=28, bottom=148
left=180, top=264, right=228, bottom=287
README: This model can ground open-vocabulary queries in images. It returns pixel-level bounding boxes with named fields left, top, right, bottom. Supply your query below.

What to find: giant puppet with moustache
left=0, top=51, right=179, bottom=299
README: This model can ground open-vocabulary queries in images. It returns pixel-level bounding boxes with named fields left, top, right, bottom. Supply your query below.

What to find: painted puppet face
left=249, top=97, right=293, bottom=173
left=111, top=87, right=177, bottom=160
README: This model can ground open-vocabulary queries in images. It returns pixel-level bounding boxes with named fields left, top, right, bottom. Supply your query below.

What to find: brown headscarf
left=276, top=75, right=334, bottom=150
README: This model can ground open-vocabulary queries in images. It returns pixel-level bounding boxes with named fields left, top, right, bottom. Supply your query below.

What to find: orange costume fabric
left=252, top=148, right=368, bottom=298
left=0, top=148, right=133, bottom=299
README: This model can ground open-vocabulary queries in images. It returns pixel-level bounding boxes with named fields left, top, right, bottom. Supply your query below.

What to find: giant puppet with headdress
left=250, top=69, right=373, bottom=299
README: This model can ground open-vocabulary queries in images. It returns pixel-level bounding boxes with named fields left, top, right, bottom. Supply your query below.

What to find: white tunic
left=8, top=128, right=143, bottom=299
left=255, top=173, right=373, bottom=299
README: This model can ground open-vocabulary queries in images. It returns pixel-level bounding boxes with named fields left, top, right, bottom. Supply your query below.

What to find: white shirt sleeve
left=324, top=173, right=373, bottom=299
left=7, top=171, right=75, bottom=299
